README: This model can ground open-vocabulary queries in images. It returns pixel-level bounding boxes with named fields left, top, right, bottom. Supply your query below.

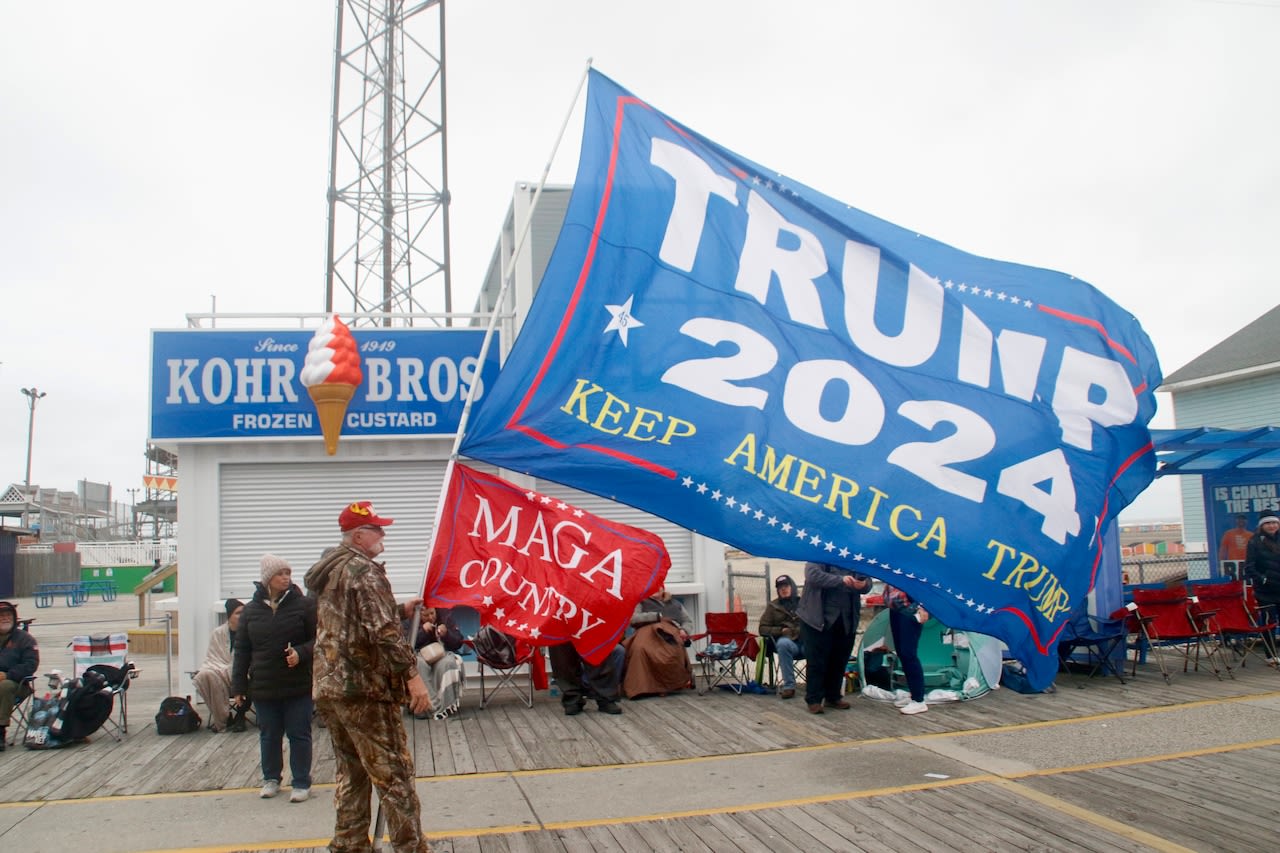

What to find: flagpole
left=416, top=57, right=594, bottom=599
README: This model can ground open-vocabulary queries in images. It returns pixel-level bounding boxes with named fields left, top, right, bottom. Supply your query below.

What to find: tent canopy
left=1152, top=426, right=1280, bottom=476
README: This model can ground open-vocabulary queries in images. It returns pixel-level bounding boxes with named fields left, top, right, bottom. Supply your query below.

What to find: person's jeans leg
left=776, top=636, right=799, bottom=689
left=253, top=698, right=285, bottom=783
left=582, top=644, right=625, bottom=702
left=548, top=643, right=585, bottom=708
left=888, top=608, right=926, bottom=702
left=283, top=695, right=314, bottom=789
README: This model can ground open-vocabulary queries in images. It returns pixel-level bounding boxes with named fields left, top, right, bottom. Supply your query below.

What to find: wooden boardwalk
left=3, top=596, right=1279, bottom=851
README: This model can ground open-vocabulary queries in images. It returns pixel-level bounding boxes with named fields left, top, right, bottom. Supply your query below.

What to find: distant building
left=1160, top=304, right=1280, bottom=549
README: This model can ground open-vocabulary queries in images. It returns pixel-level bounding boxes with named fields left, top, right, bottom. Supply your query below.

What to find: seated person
left=758, top=574, right=805, bottom=699
left=405, top=606, right=466, bottom=720
left=193, top=598, right=245, bottom=732
left=0, top=600, right=40, bottom=750
left=550, top=642, right=625, bottom=716
left=621, top=586, right=694, bottom=699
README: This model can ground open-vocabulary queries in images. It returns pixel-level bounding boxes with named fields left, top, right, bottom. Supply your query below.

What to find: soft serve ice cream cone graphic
left=300, top=315, right=363, bottom=455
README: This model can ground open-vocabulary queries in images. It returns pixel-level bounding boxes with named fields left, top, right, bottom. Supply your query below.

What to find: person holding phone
left=231, top=554, right=317, bottom=802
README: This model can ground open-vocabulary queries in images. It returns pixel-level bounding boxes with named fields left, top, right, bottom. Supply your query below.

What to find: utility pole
left=20, top=386, right=47, bottom=530
left=126, top=487, right=140, bottom=541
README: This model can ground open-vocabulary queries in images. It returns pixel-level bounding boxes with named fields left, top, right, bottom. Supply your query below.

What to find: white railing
left=19, top=540, right=177, bottom=567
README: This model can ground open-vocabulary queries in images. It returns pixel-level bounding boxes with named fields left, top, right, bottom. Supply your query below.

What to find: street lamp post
left=126, top=486, right=140, bottom=541
left=20, top=386, right=47, bottom=529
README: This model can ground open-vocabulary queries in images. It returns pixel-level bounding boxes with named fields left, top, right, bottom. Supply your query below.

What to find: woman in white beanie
left=231, top=554, right=317, bottom=802
left=1245, top=515, right=1280, bottom=639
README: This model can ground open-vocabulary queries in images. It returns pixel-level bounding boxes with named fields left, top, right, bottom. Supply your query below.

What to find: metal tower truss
left=325, top=0, right=453, bottom=326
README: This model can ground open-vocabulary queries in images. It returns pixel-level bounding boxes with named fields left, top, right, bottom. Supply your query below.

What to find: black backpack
left=155, top=695, right=202, bottom=734
left=472, top=625, right=518, bottom=668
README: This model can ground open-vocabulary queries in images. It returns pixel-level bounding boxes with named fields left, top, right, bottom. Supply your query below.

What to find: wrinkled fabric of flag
left=461, top=70, right=1162, bottom=688
left=426, top=464, right=670, bottom=665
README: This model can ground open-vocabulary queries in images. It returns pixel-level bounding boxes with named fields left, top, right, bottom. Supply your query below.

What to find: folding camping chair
left=70, top=633, right=139, bottom=738
left=467, top=627, right=540, bottom=709
left=1057, top=607, right=1128, bottom=683
left=1126, top=586, right=1233, bottom=684
left=3, top=675, right=37, bottom=749
left=691, top=612, right=759, bottom=695
left=754, top=635, right=807, bottom=691
left=1190, top=580, right=1279, bottom=671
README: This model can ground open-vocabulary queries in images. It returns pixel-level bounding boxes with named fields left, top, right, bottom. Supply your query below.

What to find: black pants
left=548, top=643, right=624, bottom=706
left=801, top=618, right=857, bottom=705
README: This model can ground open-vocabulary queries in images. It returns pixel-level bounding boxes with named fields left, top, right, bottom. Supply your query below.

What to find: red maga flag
left=425, top=463, right=670, bottom=665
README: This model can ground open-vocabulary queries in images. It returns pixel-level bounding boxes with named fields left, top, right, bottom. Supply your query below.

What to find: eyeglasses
left=357, top=525, right=386, bottom=536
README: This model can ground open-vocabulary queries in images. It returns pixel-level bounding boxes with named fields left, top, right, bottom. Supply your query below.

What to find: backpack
left=472, top=625, right=518, bottom=668
left=155, top=695, right=202, bottom=734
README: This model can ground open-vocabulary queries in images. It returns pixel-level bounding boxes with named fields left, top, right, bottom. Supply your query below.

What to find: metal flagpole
left=413, top=57, right=594, bottom=599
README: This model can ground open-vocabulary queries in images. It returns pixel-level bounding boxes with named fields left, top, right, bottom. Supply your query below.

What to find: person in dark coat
left=796, top=562, right=870, bottom=714
left=232, top=555, right=317, bottom=801
left=1244, top=514, right=1280, bottom=620
left=0, top=600, right=39, bottom=750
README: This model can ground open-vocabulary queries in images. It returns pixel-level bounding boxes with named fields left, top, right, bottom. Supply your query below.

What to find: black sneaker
left=563, top=701, right=586, bottom=716
left=596, top=700, right=622, bottom=715
left=228, top=717, right=247, bottom=733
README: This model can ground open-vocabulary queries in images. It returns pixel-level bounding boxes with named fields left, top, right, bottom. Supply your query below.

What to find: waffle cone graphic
left=308, top=382, right=357, bottom=455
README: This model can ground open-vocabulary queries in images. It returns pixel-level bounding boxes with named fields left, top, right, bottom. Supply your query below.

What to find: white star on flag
left=603, top=295, right=644, bottom=346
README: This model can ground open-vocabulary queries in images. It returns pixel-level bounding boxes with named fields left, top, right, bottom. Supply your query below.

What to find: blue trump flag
left=461, top=70, right=1161, bottom=689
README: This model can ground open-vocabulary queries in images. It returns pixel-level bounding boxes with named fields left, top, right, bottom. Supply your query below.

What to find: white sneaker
left=893, top=694, right=912, bottom=708
left=259, top=780, right=280, bottom=799
left=899, top=701, right=928, bottom=715
left=289, top=787, right=310, bottom=803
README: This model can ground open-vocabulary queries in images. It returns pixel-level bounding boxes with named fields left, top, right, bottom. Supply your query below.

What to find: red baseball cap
left=339, top=500, right=395, bottom=532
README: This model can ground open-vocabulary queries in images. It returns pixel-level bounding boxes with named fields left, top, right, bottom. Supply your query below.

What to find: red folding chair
left=1191, top=581, right=1279, bottom=670
left=690, top=612, right=759, bottom=695
left=1129, top=585, right=1233, bottom=683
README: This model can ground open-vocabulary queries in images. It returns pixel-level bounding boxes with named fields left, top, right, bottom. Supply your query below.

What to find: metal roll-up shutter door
left=533, top=479, right=694, bottom=583
left=219, top=460, right=447, bottom=598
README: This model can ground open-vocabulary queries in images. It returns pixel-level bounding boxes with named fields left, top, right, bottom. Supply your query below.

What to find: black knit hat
left=0, top=600, right=18, bottom=620
left=224, top=598, right=244, bottom=618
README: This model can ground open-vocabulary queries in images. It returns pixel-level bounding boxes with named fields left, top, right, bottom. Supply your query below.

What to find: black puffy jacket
left=1245, top=530, right=1280, bottom=607
left=230, top=582, right=316, bottom=701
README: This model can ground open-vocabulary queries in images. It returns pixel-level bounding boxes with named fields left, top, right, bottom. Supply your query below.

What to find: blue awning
left=1151, top=426, right=1280, bottom=476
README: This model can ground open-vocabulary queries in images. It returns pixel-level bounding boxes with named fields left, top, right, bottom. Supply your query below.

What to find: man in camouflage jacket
left=307, top=501, right=432, bottom=853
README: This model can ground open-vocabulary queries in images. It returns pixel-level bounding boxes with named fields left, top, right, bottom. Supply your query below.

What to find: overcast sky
left=2, top=0, right=1277, bottom=524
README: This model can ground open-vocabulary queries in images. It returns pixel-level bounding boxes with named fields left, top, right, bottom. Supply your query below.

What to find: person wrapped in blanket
left=883, top=585, right=930, bottom=716
left=404, top=607, right=466, bottom=720
left=621, top=586, right=694, bottom=699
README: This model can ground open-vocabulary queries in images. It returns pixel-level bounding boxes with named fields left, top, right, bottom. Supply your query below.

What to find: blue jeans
left=774, top=636, right=804, bottom=689
left=888, top=607, right=926, bottom=703
left=253, top=695, right=314, bottom=788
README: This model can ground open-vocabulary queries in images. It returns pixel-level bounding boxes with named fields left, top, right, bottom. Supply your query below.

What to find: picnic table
left=32, top=580, right=118, bottom=608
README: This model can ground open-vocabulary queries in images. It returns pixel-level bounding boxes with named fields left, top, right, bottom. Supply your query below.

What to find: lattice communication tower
left=324, top=0, right=453, bottom=326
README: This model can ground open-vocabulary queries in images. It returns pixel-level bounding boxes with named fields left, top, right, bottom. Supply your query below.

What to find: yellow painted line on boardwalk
left=990, top=778, right=1197, bottom=853
left=132, top=734, right=1280, bottom=853
left=8, top=688, right=1278, bottom=812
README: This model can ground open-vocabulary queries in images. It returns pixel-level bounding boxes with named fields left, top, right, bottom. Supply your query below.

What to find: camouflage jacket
left=306, top=544, right=416, bottom=704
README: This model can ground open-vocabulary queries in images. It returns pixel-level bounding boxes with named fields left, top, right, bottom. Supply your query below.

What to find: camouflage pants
left=317, top=698, right=430, bottom=853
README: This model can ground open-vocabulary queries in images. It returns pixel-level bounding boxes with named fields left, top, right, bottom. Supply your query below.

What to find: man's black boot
left=596, top=700, right=622, bottom=715
left=563, top=700, right=586, bottom=716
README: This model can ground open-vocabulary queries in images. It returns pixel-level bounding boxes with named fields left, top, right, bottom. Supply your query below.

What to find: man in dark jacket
left=758, top=575, right=804, bottom=699
left=0, top=600, right=39, bottom=750
left=797, top=562, right=870, bottom=714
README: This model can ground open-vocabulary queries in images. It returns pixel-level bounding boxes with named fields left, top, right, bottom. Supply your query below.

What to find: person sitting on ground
left=0, top=600, right=39, bottom=751
left=621, top=585, right=694, bottom=699
left=884, top=585, right=929, bottom=716
left=550, top=641, right=626, bottom=716
left=758, top=574, right=805, bottom=699
left=404, top=606, right=466, bottom=720
left=193, top=598, right=245, bottom=732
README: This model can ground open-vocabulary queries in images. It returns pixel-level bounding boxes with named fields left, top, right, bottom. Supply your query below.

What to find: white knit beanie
left=260, top=554, right=292, bottom=586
